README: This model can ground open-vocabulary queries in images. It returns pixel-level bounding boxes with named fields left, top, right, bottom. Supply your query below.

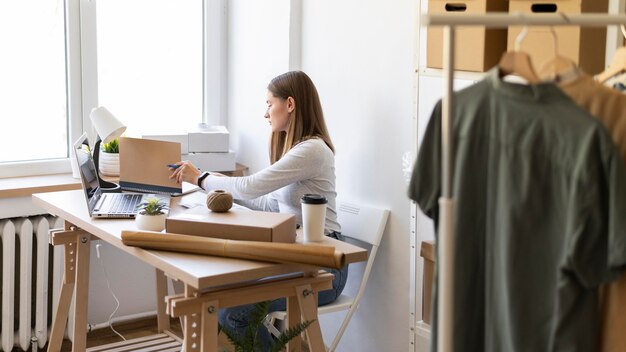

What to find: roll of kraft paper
left=121, top=230, right=346, bottom=269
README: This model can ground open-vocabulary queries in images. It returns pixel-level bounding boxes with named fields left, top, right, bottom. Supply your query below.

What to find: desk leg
left=173, top=279, right=185, bottom=330
left=296, top=284, right=325, bottom=352
left=200, top=300, right=219, bottom=352
left=47, top=226, right=91, bottom=352
left=155, top=269, right=170, bottom=332
left=286, top=295, right=302, bottom=352
left=47, top=242, right=76, bottom=352
left=72, top=233, right=91, bottom=352
left=184, top=285, right=201, bottom=352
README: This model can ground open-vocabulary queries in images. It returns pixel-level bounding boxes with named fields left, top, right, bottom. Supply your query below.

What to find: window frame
left=0, top=0, right=227, bottom=179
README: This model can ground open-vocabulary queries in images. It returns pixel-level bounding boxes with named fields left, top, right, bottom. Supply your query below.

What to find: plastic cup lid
left=301, top=194, right=328, bottom=204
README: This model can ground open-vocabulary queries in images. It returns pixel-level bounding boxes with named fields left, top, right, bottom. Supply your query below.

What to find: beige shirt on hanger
left=559, top=74, right=626, bottom=352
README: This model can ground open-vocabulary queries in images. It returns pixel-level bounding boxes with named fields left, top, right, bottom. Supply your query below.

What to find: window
left=0, top=1, right=68, bottom=164
left=0, top=0, right=226, bottom=178
left=96, top=0, right=203, bottom=136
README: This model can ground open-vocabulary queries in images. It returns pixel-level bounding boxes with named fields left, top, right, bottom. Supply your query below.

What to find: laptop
left=73, top=133, right=170, bottom=218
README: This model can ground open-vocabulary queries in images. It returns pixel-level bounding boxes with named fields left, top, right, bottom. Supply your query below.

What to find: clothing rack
left=420, top=13, right=626, bottom=352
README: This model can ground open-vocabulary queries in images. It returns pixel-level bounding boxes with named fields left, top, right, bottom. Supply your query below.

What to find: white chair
left=264, top=200, right=389, bottom=351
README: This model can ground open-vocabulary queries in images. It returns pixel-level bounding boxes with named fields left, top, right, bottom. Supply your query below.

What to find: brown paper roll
left=121, top=230, right=346, bottom=269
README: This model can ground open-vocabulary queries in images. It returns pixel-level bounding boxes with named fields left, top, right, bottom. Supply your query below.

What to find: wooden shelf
left=0, top=164, right=248, bottom=200
left=417, top=67, right=487, bottom=82
left=0, top=173, right=81, bottom=199
left=86, top=331, right=182, bottom=352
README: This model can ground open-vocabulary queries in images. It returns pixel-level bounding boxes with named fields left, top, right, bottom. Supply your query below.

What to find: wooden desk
left=33, top=189, right=367, bottom=352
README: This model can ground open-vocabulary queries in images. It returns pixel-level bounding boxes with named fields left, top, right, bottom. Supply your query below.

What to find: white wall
left=227, top=0, right=291, bottom=173
left=86, top=241, right=157, bottom=325
left=228, top=0, right=417, bottom=351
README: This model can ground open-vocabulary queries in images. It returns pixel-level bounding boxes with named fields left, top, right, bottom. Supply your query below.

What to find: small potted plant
left=135, top=197, right=169, bottom=232
left=100, top=138, right=120, bottom=176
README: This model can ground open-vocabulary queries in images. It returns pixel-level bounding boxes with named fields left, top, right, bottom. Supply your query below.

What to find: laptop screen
left=73, top=133, right=101, bottom=213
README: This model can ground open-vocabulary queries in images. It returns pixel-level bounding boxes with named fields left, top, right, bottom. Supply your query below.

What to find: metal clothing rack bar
left=421, top=12, right=626, bottom=352
left=424, top=13, right=626, bottom=27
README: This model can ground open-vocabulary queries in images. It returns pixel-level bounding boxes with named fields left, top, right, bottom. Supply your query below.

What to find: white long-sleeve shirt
left=200, top=138, right=340, bottom=235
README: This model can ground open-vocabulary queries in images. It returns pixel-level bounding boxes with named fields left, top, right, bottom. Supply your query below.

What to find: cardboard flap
left=119, top=137, right=182, bottom=194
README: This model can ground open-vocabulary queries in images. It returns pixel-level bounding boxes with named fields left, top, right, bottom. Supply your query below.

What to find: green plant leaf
left=221, top=326, right=247, bottom=351
left=136, top=197, right=168, bottom=215
left=221, top=301, right=315, bottom=352
left=269, top=319, right=314, bottom=352
left=102, top=138, right=119, bottom=153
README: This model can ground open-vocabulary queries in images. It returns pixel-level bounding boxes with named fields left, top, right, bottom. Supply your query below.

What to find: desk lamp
left=90, top=106, right=126, bottom=192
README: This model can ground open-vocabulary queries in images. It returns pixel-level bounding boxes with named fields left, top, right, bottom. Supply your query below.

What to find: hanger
left=538, top=25, right=580, bottom=82
left=595, top=25, right=626, bottom=83
left=498, top=26, right=541, bottom=84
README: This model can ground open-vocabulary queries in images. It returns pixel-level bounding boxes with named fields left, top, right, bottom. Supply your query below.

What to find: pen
left=168, top=164, right=201, bottom=170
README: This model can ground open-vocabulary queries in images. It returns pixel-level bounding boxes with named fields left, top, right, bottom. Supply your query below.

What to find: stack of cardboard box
left=143, top=124, right=236, bottom=172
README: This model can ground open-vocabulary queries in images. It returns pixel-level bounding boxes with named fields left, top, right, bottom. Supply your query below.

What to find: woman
left=170, top=70, right=347, bottom=347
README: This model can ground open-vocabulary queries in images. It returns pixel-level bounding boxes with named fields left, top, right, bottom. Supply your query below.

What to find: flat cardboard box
left=183, top=151, right=237, bottom=172
left=427, top=0, right=508, bottom=72
left=188, top=125, right=230, bottom=153
left=166, top=206, right=297, bottom=243
left=507, top=0, right=608, bottom=75
left=421, top=240, right=435, bottom=325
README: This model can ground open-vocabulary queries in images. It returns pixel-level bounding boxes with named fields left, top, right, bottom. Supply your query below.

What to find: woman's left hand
left=168, top=161, right=202, bottom=185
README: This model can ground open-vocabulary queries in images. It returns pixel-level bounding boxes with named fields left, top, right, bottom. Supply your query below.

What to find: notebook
left=119, top=137, right=187, bottom=195
left=73, top=133, right=169, bottom=218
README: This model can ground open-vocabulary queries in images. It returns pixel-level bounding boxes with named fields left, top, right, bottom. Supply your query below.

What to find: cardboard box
left=183, top=151, right=236, bottom=172
left=420, top=240, right=435, bottom=325
left=166, top=206, right=297, bottom=243
left=188, top=125, right=229, bottom=153
left=427, top=0, right=508, bottom=72
left=507, top=0, right=608, bottom=75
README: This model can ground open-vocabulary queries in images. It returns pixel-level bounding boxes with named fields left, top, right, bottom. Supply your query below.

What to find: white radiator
left=0, top=215, right=64, bottom=351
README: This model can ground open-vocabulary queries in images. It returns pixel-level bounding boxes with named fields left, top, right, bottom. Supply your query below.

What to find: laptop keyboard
left=112, top=194, right=142, bottom=213
left=98, top=194, right=143, bottom=214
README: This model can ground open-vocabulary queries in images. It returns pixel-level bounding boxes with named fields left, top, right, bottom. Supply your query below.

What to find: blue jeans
left=218, top=231, right=349, bottom=350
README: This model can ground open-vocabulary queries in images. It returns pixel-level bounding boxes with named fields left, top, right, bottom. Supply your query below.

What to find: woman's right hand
left=168, top=161, right=202, bottom=185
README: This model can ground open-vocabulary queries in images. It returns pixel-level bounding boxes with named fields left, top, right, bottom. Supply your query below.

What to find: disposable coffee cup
left=301, top=194, right=327, bottom=242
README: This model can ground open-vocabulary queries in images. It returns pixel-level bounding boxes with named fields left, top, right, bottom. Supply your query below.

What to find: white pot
left=99, top=151, right=120, bottom=177
left=135, top=213, right=166, bottom=232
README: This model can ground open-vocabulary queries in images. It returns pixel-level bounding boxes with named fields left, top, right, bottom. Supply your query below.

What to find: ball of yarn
left=206, top=190, right=233, bottom=212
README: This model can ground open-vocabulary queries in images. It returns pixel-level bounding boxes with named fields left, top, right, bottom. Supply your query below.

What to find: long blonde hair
left=267, top=71, right=335, bottom=164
